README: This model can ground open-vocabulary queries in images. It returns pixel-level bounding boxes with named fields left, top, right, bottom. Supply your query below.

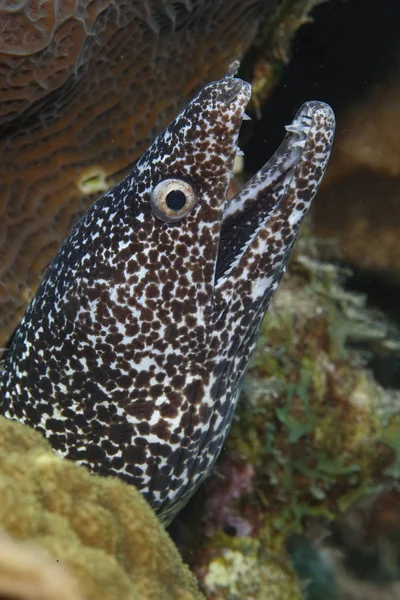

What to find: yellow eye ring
left=150, top=178, right=197, bottom=223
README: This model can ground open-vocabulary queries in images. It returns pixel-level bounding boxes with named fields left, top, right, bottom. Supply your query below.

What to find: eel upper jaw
left=214, top=100, right=335, bottom=291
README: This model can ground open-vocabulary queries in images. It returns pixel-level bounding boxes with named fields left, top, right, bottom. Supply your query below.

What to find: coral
left=0, top=3, right=102, bottom=123
left=0, top=533, right=85, bottom=600
left=0, top=416, right=204, bottom=600
left=202, top=542, right=301, bottom=600
left=312, top=73, right=400, bottom=280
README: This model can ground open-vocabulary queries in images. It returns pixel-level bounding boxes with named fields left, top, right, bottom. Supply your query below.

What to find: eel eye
left=150, top=178, right=197, bottom=223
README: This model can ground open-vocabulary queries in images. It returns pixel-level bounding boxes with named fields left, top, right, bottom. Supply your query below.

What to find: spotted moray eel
left=0, top=73, right=335, bottom=524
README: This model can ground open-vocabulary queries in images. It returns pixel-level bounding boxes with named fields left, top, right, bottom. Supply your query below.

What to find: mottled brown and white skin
left=0, top=74, right=335, bottom=524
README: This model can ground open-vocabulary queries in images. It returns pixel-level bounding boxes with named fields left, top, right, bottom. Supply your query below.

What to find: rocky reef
left=169, top=231, right=400, bottom=598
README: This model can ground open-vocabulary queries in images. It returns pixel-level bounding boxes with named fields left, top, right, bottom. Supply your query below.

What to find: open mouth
left=215, top=100, right=335, bottom=286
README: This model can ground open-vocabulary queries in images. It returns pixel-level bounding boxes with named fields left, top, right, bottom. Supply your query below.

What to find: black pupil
left=166, top=189, right=186, bottom=211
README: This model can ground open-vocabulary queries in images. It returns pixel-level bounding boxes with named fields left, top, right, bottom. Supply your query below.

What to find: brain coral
left=0, top=0, right=277, bottom=350
left=0, top=416, right=204, bottom=600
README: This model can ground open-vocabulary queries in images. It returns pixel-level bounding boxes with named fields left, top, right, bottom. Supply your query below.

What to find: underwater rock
left=0, top=416, right=204, bottom=600
left=0, top=0, right=280, bottom=351
left=330, top=490, right=400, bottom=587
left=313, top=74, right=400, bottom=281
left=323, top=547, right=400, bottom=600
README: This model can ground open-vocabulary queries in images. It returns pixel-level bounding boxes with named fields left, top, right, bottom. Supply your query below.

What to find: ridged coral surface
left=0, top=533, right=86, bottom=600
left=0, top=416, right=204, bottom=600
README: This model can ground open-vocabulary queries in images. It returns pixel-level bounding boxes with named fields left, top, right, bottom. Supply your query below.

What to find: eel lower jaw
left=214, top=101, right=324, bottom=287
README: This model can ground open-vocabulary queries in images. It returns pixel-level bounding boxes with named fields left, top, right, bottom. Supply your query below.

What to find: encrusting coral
left=0, top=416, right=204, bottom=600
left=0, top=533, right=85, bottom=600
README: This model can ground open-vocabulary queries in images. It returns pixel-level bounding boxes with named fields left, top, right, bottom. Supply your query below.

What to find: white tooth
left=242, top=113, right=252, bottom=121
left=233, top=155, right=244, bottom=174
left=285, top=123, right=301, bottom=133
left=236, top=147, right=244, bottom=157
left=225, top=60, right=240, bottom=77
left=291, top=139, right=306, bottom=148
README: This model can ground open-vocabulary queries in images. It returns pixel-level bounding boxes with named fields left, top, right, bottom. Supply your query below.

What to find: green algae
left=232, top=242, right=397, bottom=533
